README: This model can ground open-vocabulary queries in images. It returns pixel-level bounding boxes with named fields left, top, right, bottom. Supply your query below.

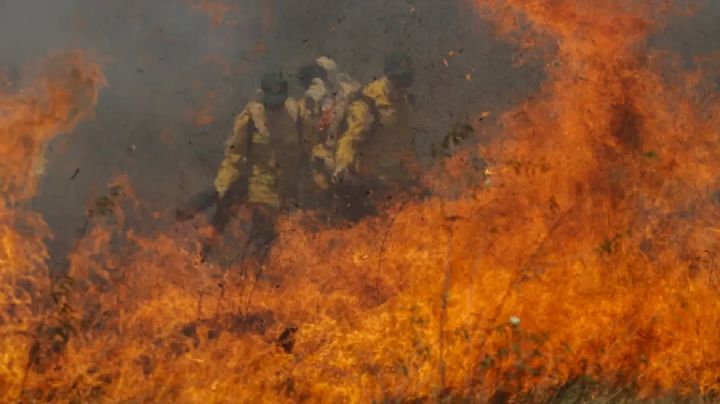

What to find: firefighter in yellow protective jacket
left=295, top=59, right=366, bottom=219
left=205, top=70, right=301, bottom=259
left=292, top=56, right=340, bottom=210
left=321, top=52, right=418, bottom=219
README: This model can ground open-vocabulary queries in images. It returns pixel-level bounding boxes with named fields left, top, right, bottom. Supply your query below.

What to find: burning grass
left=0, top=51, right=105, bottom=401
left=4, top=0, right=720, bottom=402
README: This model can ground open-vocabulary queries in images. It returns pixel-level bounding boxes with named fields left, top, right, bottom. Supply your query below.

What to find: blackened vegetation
left=19, top=274, right=81, bottom=401
left=433, top=121, right=475, bottom=160
left=611, top=102, right=644, bottom=151
left=77, top=182, right=127, bottom=243
left=136, top=354, right=154, bottom=376
left=276, top=323, right=299, bottom=353
left=26, top=275, right=77, bottom=374
left=176, top=311, right=275, bottom=349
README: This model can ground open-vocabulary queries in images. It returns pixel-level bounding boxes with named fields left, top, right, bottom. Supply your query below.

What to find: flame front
left=0, top=51, right=105, bottom=400
left=5, top=1, right=720, bottom=402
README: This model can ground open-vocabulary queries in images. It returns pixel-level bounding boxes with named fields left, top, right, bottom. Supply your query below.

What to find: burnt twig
left=375, top=198, right=413, bottom=305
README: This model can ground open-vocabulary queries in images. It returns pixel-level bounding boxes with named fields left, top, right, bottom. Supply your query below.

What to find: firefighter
left=323, top=52, right=419, bottom=220
left=203, top=70, right=301, bottom=260
left=305, top=70, right=367, bottom=221
left=292, top=56, right=338, bottom=210
left=293, top=57, right=366, bottom=218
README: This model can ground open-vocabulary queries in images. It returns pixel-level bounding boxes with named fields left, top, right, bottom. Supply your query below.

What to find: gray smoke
left=0, top=0, right=714, bottom=260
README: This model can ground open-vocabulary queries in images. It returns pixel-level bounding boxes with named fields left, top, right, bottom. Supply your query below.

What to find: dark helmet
left=297, top=63, right=327, bottom=88
left=260, top=70, right=288, bottom=108
left=384, top=52, right=414, bottom=89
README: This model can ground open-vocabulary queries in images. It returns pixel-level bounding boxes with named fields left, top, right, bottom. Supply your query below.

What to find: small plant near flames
left=470, top=316, right=551, bottom=401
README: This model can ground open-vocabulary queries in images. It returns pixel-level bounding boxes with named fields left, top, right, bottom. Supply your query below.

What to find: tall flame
left=6, top=0, right=720, bottom=402
left=0, top=51, right=105, bottom=401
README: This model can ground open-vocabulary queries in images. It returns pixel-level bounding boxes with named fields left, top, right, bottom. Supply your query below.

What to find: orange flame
left=0, top=51, right=105, bottom=203
left=7, top=1, right=720, bottom=402
left=0, top=51, right=104, bottom=401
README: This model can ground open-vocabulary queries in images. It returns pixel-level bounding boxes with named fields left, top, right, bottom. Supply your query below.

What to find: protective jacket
left=333, top=76, right=414, bottom=181
left=214, top=100, right=301, bottom=208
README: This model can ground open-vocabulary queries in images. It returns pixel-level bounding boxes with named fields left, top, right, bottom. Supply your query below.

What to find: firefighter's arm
left=334, top=100, right=371, bottom=175
left=214, top=109, right=251, bottom=198
left=363, top=77, right=394, bottom=123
